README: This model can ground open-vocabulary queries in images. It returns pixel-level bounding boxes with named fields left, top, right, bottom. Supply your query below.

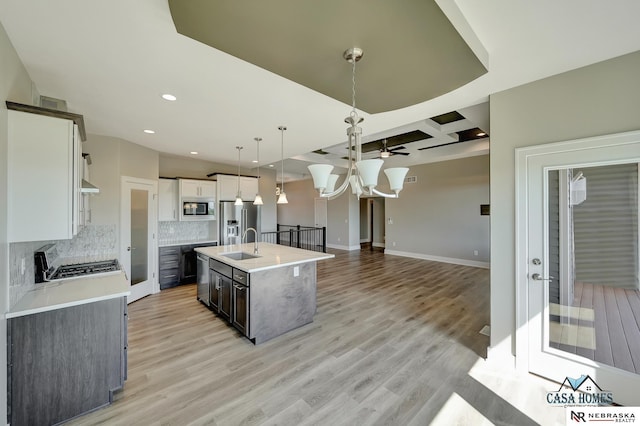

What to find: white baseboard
left=372, top=242, right=385, bottom=248
left=360, top=238, right=370, bottom=243
left=383, top=249, right=490, bottom=269
left=327, top=243, right=361, bottom=251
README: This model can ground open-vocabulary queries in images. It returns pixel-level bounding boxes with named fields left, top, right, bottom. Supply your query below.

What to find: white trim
left=384, top=249, right=490, bottom=269
left=120, top=176, right=159, bottom=302
left=515, top=130, right=640, bottom=405
left=360, top=238, right=370, bottom=243
left=326, top=243, right=361, bottom=251
left=372, top=242, right=385, bottom=248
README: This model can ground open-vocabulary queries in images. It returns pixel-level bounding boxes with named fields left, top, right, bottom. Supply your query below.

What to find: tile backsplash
left=9, top=224, right=117, bottom=308
left=158, top=220, right=216, bottom=246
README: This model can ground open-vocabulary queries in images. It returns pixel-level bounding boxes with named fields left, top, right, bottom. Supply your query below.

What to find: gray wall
left=489, top=50, right=640, bottom=361
left=1, top=20, right=34, bottom=423
left=385, top=155, right=490, bottom=264
left=276, top=179, right=317, bottom=227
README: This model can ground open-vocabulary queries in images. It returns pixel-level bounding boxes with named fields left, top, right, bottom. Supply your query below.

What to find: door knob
left=127, top=246, right=131, bottom=252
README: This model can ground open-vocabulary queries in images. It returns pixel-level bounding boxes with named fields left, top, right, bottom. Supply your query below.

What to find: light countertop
left=195, top=242, right=334, bottom=273
left=158, top=239, right=218, bottom=248
left=7, top=272, right=130, bottom=319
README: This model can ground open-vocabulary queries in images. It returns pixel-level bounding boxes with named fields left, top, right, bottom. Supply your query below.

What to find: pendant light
left=277, top=126, right=289, bottom=204
left=307, top=47, right=409, bottom=199
left=253, top=137, right=263, bottom=205
left=234, top=146, right=243, bottom=206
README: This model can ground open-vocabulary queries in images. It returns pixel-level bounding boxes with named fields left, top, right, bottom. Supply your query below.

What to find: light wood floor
left=69, top=249, right=557, bottom=426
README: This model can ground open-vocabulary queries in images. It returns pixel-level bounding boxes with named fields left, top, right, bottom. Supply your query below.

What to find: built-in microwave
left=182, top=201, right=215, bottom=219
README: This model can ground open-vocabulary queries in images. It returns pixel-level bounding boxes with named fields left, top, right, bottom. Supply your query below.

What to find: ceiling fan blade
left=389, top=146, right=407, bottom=152
left=392, top=151, right=410, bottom=156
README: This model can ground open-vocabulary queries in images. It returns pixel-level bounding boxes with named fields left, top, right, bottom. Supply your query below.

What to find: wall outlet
left=338, top=237, right=341, bottom=242
left=392, top=242, right=396, bottom=247
left=293, top=266, right=299, bottom=277
left=474, top=250, right=479, bottom=256
left=388, top=218, right=393, bottom=225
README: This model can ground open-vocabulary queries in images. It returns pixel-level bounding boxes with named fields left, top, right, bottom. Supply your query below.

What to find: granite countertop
left=7, top=272, right=130, bottom=318
left=195, top=242, right=334, bottom=273
left=158, top=239, right=218, bottom=247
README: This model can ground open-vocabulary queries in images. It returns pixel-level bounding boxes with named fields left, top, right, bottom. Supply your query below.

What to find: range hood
left=80, top=153, right=100, bottom=194
left=81, top=179, right=100, bottom=194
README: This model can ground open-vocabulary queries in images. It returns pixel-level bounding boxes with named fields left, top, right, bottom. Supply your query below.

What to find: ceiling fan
left=380, top=139, right=409, bottom=158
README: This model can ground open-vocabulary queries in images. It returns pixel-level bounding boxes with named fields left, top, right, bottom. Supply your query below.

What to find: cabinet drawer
left=209, top=259, right=232, bottom=277
left=159, top=258, right=179, bottom=270
left=159, top=246, right=180, bottom=256
left=159, top=268, right=179, bottom=284
left=232, top=269, right=249, bottom=286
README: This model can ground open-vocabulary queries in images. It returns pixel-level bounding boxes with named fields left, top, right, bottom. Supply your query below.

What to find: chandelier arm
left=370, top=187, right=399, bottom=198
left=320, top=165, right=355, bottom=199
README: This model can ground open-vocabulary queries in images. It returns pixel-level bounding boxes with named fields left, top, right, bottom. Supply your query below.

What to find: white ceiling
left=1, top=0, right=640, bottom=174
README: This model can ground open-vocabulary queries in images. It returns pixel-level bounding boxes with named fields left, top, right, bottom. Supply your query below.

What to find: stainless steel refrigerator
left=219, top=201, right=260, bottom=246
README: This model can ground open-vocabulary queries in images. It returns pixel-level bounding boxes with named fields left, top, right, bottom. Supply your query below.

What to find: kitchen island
left=195, top=242, right=334, bottom=344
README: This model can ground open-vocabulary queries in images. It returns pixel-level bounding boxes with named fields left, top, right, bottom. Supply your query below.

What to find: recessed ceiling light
left=143, top=129, right=155, bottom=134
left=477, top=132, right=486, bottom=137
left=269, top=164, right=274, bottom=167
left=162, top=94, right=177, bottom=101
left=252, top=160, right=258, bottom=163
left=190, top=151, right=198, bottom=155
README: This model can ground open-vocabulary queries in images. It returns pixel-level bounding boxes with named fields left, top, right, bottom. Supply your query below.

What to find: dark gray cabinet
left=232, top=269, right=249, bottom=336
left=209, top=259, right=233, bottom=321
left=160, top=243, right=217, bottom=290
left=159, top=246, right=180, bottom=289
left=7, top=297, right=127, bottom=426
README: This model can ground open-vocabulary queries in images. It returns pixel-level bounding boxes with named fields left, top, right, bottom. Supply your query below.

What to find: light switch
left=293, top=266, right=299, bottom=277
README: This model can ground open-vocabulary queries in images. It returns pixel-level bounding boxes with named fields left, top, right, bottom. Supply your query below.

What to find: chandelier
left=307, top=47, right=409, bottom=199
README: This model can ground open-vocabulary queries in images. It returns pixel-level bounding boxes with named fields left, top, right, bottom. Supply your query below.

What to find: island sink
left=221, top=252, right=261, bottom=261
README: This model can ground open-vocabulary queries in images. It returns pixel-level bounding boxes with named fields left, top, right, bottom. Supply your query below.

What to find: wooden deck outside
left=549, top=281, right=640, bottom=374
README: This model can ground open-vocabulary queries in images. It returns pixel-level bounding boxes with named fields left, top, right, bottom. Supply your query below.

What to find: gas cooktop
left=48, top=259, right=120, bottom=281
left=35, top=244, right=120, bottom=283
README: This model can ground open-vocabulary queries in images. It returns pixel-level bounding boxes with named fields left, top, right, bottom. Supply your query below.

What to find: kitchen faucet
left=243, top=227, right=259, bottom=254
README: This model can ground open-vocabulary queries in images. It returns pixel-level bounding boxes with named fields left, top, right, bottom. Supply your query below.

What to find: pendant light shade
left=308, top=164, right=334, bottom=192
left=235, top=146, right=243, bottom=205
left=277, top=126, right=288, bottom=204
left=307, top=47, right=410, bottom=200
left=355, top=159, right=384, bottom=191
left=384, top=167, right=410, bottom=194
left=253, top=137, right=263, bottom=205
left=277, top=192, right=288, bottom=204
left=326, top=174, right=339, bottom=193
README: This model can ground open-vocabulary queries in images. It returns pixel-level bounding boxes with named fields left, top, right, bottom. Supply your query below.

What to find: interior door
left=314, top=198, right=327, bottom=228
left=121, top=177, right=158, bottom=303
left=516, top=131, right=640, bottom=406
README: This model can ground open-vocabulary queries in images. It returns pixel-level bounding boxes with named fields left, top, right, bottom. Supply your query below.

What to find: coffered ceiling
left=1, top=1, right=640, bottom=176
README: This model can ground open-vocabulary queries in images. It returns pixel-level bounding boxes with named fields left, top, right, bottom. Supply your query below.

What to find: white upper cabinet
left=158, top=178, right=179, bottom=221
left=8, top=110, right=78, bottom=242
left=179, top=179, right=216, bottom=199
left=215, top=174, right=258, bottom=201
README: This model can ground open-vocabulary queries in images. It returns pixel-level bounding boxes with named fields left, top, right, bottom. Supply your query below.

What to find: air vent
left=405, top=176, right=417, bottom=184
left=39, top=95, right=67, bottom=111
left=313, top=149, right=329, bottom=155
